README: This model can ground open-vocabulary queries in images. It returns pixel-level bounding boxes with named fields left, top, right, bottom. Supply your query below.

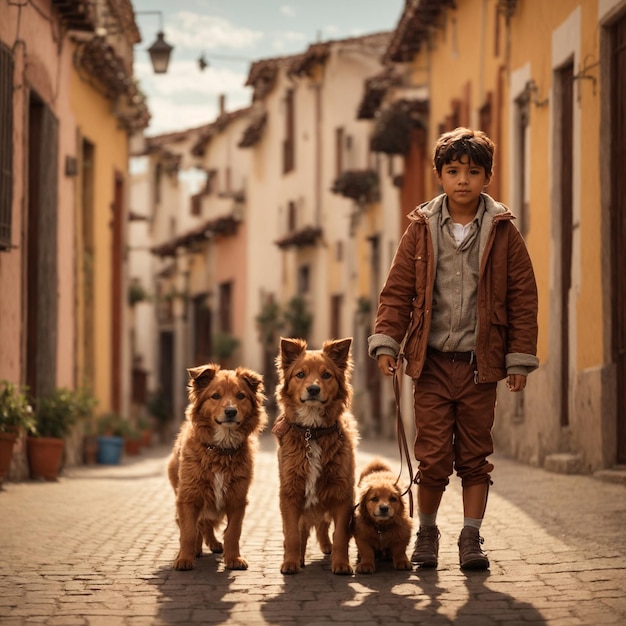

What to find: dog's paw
left=394, top=558, right=413, bottom=571
left=355, top=562, right=375, bottom=574
left=331, top=561, right=353, bottom=575
left=318, top=541, right=332, bottom=555
left=173, top=557, right=195, bottom=571
left=280, top=560, right=301, bottom=575
left=225, top=557, right=248, bottom=570
left=209, top=541, right=224, bottom=553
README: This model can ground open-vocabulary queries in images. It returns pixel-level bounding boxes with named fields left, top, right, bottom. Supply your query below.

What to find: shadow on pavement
left=147, top=555, right=240, bottom=624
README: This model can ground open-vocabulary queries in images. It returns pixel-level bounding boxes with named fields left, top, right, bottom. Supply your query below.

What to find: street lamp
left=135, top=10, right=174, bottom=74
left=148, top=32, right=173, bottom=73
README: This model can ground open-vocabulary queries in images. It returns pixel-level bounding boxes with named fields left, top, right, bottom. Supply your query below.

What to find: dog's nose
left=379, top=504, right=389, bottom=515
left=224, top=407, right=238, bottom=420
left=307, top=384, right=320, bottom=397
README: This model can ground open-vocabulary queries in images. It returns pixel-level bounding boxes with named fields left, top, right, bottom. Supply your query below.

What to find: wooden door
left=611, top=15, right=626, bottom=463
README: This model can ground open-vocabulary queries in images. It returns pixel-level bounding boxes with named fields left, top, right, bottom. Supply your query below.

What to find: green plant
left=283, top=296, right=313, bottom=340
left=0, top=380, right=36, bottom=434
left=33, top=387, right=92, bottom=439
left=146, top=391, right=171, bottom=426
left=213, top=332, right=240, bottom=360
left=255, top=299, right=284, bottom=347
left=331, top=169, right=379, bottom=203
left=96, top=412, right=126, bottom=437
left=128, top=281, right=149, bottom=306
left=370, top=99, right=425, bottom=155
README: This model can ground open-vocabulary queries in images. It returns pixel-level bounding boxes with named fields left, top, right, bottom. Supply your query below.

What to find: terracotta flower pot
left=83, top=436, right=99, bottom=465
left=124, top=437, right=141, bottom=456
left=27, top=436, right=65, bottom=481
left=0, top=432, right=17, bottom=482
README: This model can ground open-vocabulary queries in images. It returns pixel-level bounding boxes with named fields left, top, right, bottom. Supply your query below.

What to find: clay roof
left=384, top=0, right=456, bottom=63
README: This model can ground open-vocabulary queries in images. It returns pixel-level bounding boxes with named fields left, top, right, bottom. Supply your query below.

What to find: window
left=192, top=294, right=212, bottom=364
left=0, top=43, right=14, bottom=250
left=297, top=265, right=310, bottom=294
left=335, top=127, right=344, bottom=177
left=330, top=294, right=343, bottom=339
left=288, top=200, right=297, bottom=231
left=283, top=89, right=295, bottom=174
left=219, top=282, right=233, bottom=333
left=154, top=162, right=162, bottom=205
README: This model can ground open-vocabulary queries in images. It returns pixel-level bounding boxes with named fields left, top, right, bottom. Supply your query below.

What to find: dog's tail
left=358, top=458, right=393, bottom=484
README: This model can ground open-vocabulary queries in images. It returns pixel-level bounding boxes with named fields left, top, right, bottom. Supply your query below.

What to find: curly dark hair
left=433, top=127, right=495, bottom=177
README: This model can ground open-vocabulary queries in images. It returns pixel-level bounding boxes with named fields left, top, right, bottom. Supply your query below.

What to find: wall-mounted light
left=135, top=10, right=174, bottom=74
left=523, top=79, right=549, bottom=107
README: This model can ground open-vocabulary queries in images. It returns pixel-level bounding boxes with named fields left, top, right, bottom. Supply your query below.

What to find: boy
left=368, top=127, right=538, bottom=570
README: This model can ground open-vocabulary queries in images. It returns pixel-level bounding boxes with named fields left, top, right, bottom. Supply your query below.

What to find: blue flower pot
left=97, top=436, right=123, bottom=464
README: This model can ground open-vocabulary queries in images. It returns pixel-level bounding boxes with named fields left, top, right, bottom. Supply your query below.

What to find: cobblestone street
left=1, top=433, right=625, bottom=625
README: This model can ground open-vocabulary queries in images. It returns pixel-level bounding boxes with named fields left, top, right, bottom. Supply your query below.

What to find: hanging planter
left=370, top=99, right=428, bottom=155
left=331, top=169, right=379, bottom=204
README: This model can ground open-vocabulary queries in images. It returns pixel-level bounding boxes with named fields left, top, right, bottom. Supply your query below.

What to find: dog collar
left=289, top=422, right=341, bottom=440
left=206, top=443, right=240, bottom=457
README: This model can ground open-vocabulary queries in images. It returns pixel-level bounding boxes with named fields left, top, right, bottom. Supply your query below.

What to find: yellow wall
left=509, top=0, right=603, bottom=369
left=71, top=63, right=130, bottom=412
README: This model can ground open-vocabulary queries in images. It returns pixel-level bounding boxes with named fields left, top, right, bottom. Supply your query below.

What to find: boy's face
left=436, top=157, right=490, bottom=214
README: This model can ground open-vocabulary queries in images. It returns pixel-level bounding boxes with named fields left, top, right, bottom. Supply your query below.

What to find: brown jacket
left=368, top=193, right=539, bottom=382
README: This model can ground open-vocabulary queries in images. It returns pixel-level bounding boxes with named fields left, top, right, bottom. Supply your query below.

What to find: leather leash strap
left=392, top=355, right=416, bottom=518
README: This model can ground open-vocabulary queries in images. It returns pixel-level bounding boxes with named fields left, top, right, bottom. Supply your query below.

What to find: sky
left=131, top=0, right=405, bottom=136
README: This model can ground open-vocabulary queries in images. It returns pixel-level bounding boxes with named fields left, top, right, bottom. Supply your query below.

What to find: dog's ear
left=279, top=337, right=307, bottom=369
left=187, top=365, right=219, bottom=388
left=322, top=337, right=352, bottom=369
left=238, top=368, right=265, bottom=394
left=358, top=487, right=372, bottom=516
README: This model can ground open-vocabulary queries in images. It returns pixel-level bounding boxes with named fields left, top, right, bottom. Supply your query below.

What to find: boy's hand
left=377, top=355, right=397, bottom=377
left=506, top=374, right=527, bottom=392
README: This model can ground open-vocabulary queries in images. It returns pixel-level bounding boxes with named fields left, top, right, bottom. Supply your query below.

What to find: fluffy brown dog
left=167, top=364, right=267, bottom=571
left=273, top=336, right=358, bottom=575
left=352, top=459, right=413, bottom=574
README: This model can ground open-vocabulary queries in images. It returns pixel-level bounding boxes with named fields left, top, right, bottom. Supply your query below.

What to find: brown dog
left=273, top=336, right=358, bottom=575
left=352, top=459, right=413, bottom=574
left=167, top=364, right=267, bottom=571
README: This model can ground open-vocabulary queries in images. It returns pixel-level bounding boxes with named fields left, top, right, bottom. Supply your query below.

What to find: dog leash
left=392, top=354, right=416, bottom=518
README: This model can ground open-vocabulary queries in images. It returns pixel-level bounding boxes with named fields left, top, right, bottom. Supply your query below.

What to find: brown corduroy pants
left=413, top=351, right=497, bottom=491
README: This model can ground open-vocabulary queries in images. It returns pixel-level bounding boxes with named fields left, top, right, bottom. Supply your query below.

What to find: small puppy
left=273, top=337, right=359, bottom=575
left=352, top=459, right=413, bottom=574
left=167, top=364, right=267, bottom=571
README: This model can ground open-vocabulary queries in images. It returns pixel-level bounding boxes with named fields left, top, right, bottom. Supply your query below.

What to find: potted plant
left=120, top=421, right=142, bottom=456
left=146, top=391, right=172, bottom=444
left=0, top=380, right=36, bottom=484
left=27, top=387, right=84, bottom=480
left=137, top=415, right=153, bottom=448
left=96, top=412, right=125, bottom=464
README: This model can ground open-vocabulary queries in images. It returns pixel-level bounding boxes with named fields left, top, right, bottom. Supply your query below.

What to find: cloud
left=134, top=59, right=253, bottom=135
left=166, top=11, right=264, bottom=51
left=269, top=30, right=308, bottom=52
left=280, top=5, right=296, bottom=17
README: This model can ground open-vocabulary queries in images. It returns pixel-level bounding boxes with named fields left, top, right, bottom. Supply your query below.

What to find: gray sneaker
left=410, top=525, right=440, bottom=568
left=458, top=526, right=489, bottom=570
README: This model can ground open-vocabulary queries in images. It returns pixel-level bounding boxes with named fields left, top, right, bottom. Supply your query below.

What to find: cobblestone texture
left=1, top=433, right=624, bottom=625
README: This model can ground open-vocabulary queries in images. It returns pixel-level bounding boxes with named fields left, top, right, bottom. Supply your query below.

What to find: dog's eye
left=321, top=371, right=332, bottom=380
left=390, top=496, right=398, bottom=503
left=211, top=392, right=221, bottom=400
left=296, top=371, right=305, bottom=379
left=236, top=392, right=245, bottom=400
left=370, top=496, right=379, bottom=503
